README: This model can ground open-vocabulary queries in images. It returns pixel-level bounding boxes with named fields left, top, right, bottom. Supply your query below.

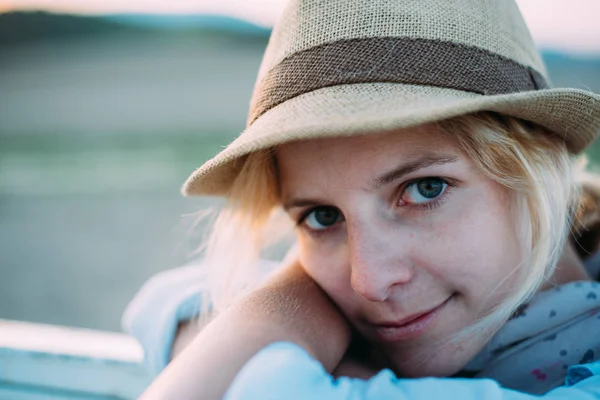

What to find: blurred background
left=0, top=0, right=599, bottom=333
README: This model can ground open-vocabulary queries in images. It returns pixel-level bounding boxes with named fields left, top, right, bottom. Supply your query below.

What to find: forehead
left=275, top=124, right=461, bottom=185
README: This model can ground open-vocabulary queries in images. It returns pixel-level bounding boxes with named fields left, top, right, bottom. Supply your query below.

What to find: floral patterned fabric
left=465, top=281, right=600, bottom=394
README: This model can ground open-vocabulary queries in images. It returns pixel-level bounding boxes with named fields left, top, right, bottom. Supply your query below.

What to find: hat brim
left=183, top=82, right=600, bottom=196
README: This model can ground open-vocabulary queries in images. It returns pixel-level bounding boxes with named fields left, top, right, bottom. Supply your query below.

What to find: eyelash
left=397, top=177, right=455, bottom=211
left=295, top=176, right=456, bottom=232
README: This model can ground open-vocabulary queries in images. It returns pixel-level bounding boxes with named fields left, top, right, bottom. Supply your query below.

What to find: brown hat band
left=249, top=37, right=549, bottom=125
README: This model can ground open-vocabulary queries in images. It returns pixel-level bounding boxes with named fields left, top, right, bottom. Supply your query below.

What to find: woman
left=131, top=0, right=600, bottom=398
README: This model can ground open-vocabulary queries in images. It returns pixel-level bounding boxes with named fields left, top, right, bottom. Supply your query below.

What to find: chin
left=394, top=354, right=470, bottom=378
left=385, top=334, right=487, bottom=378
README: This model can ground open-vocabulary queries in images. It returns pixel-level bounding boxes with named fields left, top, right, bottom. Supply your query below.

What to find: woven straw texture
left=182, top=0, right=600, bottom=196
left=255, top=0, right=546, bottom=85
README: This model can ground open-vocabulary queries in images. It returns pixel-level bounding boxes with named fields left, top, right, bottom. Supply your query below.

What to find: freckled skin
left=276, top=125, right=528, bottom=377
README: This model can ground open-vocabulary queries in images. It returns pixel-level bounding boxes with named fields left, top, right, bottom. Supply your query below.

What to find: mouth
left=370, top=295, right=454, bottom=342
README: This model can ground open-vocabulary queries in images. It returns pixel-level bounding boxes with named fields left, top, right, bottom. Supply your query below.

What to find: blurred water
left=0, top=33, right=257, bottom=331
left=1, top=32, right=599, bottom=332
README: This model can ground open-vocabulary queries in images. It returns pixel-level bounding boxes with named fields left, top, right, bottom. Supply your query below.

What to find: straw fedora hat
left=183, top=0, right=600, bottom=197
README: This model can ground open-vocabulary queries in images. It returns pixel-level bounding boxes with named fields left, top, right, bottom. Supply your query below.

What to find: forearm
left=170, top=319, right=207, bottom=360
left=140, top=262, right=351, bottom=400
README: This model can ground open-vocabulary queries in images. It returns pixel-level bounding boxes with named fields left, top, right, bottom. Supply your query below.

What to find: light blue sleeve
left=121, top=264, right=207, bottom=375
left=225, top=342, right=600, bottom=400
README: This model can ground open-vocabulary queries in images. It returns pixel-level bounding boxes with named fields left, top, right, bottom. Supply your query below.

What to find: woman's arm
left=170, top=319, right=204, bottom=360
left=140, top=261, right=352, bottom=400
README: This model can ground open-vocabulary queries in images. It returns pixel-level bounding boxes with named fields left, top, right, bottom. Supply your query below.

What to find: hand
left=333, top=354, right=382, bottom=379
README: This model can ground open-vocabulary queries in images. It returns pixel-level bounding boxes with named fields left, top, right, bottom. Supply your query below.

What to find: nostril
left=350, top=273, right=389, bottom=303
left=350, top=258, right=415, bottom=303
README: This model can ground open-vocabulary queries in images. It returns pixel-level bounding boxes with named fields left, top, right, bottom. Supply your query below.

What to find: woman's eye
left=303, top=206, right=343, bottom=230
left=401, top=177, right=448, bottom=205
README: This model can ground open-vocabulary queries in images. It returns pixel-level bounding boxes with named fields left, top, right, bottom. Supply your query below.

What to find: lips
left=375, top=308, right=437, bottom=327
left=369, top=296, right=452, bottom=342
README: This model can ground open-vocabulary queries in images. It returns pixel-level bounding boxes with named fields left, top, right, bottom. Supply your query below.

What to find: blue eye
left=303, top=206, right=343, bottom=230
left=403, top=178, right=448, bottom=204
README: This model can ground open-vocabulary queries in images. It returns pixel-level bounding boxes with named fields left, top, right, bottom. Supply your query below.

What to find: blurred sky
left=1, top=0, right=599, bottom=54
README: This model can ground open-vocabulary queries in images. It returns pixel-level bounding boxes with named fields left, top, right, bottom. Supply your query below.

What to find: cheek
left=298, top=237, right=360, bottom=311
left=411, top=188, right=524, bottom=306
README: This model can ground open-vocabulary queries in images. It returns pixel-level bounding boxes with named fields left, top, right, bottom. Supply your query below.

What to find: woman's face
left=277, top=124, right=528, bottom=377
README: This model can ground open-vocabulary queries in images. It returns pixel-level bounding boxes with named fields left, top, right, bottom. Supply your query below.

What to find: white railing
left=0, top=319, right=152, bottom=399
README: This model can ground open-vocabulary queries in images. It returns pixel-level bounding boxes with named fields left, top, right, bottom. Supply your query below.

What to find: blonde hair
left=199, top=112, right=578, bottom=336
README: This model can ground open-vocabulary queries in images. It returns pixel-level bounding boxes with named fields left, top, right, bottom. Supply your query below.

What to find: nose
left=348, top=221, right=415, bottom=302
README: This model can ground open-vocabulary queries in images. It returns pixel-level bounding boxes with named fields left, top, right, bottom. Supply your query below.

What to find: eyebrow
left=282, top=153, right=459, bottom=212
left=283, top=198, right=324, bottom=212
left=372, top=153, right=459, bottom=188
